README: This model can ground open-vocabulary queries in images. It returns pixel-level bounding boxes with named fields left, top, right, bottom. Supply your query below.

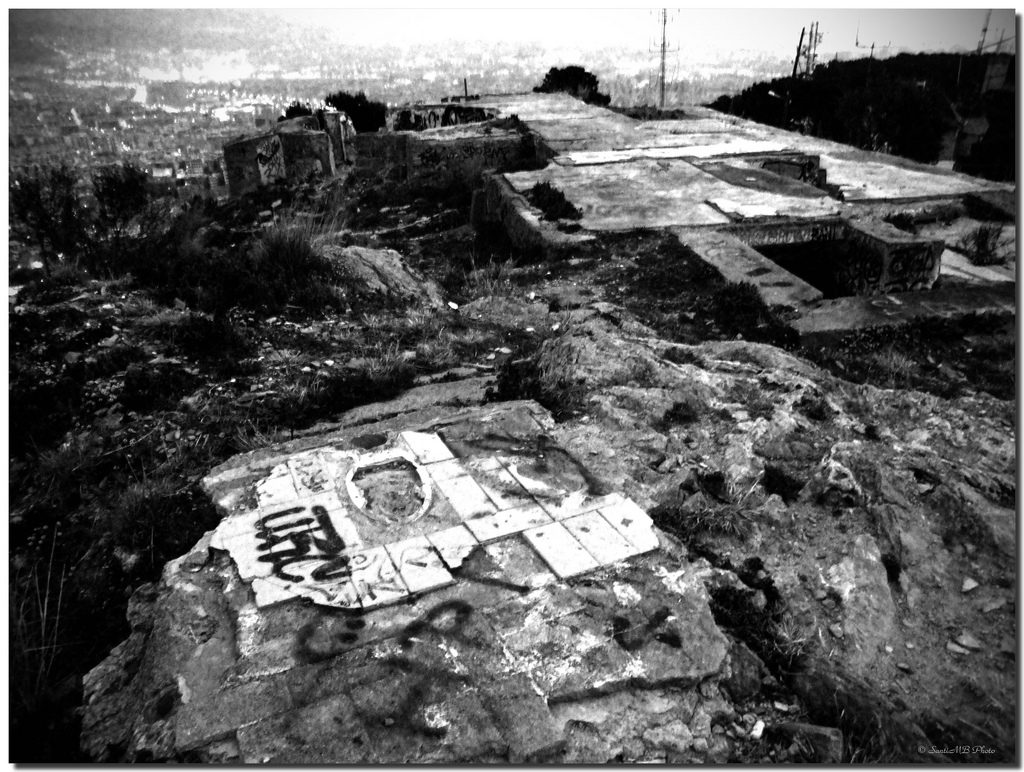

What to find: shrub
left=526, top=181, right=582, bottom=221
left=534, top=65, right=611, bottom=106
left=10, top=163, right=91, bottom=274
left=280, top=100, right=313, bottom=120
left=324, top=90, right=386, bottom=133
left=87, top=163, right=151, bottom=276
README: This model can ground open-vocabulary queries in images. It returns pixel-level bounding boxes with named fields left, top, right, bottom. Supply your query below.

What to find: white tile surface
left=426, top=525, right=480, bottom=569
left=288, top=452, right=337, bottom=496
left=539, top=490, right=627, bottom=521
left=563, top=510, right=638, bottom=565
left=432, top=474, right=498, bottom=520
left=599, top=499, right=659, bottom=554
left=522, top=522, right=600, bottom=578
left=345, top=547, right=410, bottom=608
left=254, top=473, right=300, bottom=509
left=386, top=536, right=455, bottom=594
left=423, top=458, right=468, bottom=483
left=472, top=461, right=537, bottom=510
left=400, top=431, right=455, bottom=464
left=464, top=503, right=553, bottom=543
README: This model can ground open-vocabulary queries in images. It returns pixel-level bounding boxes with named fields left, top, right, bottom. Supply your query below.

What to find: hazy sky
left=263, top=6, right=1016, bottom=57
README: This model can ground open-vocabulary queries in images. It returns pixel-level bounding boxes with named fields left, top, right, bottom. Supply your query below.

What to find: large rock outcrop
left=81, top=302, right=1015, bottom=763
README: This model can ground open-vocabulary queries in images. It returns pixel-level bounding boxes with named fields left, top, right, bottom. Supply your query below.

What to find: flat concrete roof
left=504, top=158, right=841, bottom=231
left=472, top=93, right=1012, bottom=231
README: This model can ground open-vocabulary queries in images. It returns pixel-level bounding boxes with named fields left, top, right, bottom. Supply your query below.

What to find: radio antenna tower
left=650, top=9, right=681, bottom=109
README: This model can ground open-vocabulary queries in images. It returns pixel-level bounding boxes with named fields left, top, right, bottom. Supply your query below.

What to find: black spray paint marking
left=255, top=505, right=347, bottom=583
left=610, top=606, right=682, bottom=652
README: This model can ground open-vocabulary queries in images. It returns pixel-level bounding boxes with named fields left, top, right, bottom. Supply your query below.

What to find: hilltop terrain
left=10, top=92, right=1016, bottom=762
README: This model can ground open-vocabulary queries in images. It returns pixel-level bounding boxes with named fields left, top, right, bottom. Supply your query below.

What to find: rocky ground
left=9, top=167, right=1016, bottom=762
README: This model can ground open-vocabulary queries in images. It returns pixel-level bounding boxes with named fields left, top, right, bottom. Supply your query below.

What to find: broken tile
left=562, top=510, right=638, bottom=565
left=250, top=577, right=300, bottom=607
left=483, top=538, right=556, bottom=589
left=599, top=499, right=659, bottom=554
left=399, top=431, right=455, bottom=464
left=432, top=474, right=498, bottom=520
left=288, top=452, right=338, bottom=496
left=523, top=522, right=600, bottom=579
left=427, top=525, right=480, bottom=569
left=254, top=473, right=300, bottom=509
left=385, top=536, right=455, bottom=595
left=538, top=491, right=626, bottom=521
left=464, top=503, right=552, bottom=543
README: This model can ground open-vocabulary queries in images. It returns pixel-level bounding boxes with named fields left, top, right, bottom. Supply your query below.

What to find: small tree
left=534, top=66, right=611, bottom=106
left=280, top=101, right=314, bottom=121
left=91, top=163, right=149, bottom=274
left=323, top=90, right=386, bottom=133
left=10, top=164, right=90, bottom=275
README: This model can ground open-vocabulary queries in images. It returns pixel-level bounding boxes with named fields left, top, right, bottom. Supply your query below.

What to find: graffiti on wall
left=882, top=246, right=939, bottom=293
left=392, top=105, right=493, bottom=132
left=256, top=135, right=285, bottom=183
left=209, top=430, right=658, bottom=611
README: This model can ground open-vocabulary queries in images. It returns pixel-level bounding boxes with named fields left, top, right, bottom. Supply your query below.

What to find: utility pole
left=977, top=10, right=991, bottom=54
left=792, top=27, right=806, bottom=78
left=793, top=22, right=822, bottom=78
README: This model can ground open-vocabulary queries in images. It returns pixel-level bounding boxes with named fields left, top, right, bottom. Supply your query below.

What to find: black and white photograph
left=7, top=5, right=1017, bottom=764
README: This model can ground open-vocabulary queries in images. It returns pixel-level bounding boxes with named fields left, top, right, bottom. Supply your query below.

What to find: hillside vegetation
left=707, top=52, right=1013, bottom=181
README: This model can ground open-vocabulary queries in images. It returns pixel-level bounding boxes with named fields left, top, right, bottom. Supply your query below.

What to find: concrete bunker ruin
left=222, top=110, right=354, bottom=198
left=722, top=219, right=944, bottom=299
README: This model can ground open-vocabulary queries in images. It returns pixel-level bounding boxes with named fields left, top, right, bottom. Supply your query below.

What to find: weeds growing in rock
left=958, top=222, right=1005, bottom=266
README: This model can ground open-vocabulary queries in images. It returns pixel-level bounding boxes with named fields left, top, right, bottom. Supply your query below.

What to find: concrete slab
left=504, top=158, right=840, bottom=232
left=792, top=282, right=1016, bottom=343
left=941, top=249, right=1015, bottom=284
left=557, top=139, right=791, bottom=167
left=207, top=412, right=657, bottom=610
left=674, top=227, right=823, bottom=309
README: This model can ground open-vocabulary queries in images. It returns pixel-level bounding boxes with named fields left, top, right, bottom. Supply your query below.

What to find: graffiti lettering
left=255, top=505, right=346, bottom=583
left=256, top=135, right=285, bottom=184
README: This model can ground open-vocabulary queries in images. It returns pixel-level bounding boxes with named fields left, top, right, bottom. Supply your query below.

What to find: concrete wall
left=354, top=133, right=411, bottom=178
left=224, top=129, right=334, bottom=198
left=727, top=219, right=844, bottom=248
left=407, top=132, right=526, bottom=188
left=840, top=220, right=943, bottom=295
left=473, top=172, right=593, bottom=257
left=388, top=103, right=495, bottom=132
left=355, top=129, right=534, bottom=189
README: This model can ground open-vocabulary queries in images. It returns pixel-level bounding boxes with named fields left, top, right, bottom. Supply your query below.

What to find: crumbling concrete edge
left=473, top=171, right=594, bottom=258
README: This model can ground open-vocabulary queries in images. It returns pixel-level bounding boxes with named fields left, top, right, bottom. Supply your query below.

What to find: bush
left=534, top=65, right=611, bottom=106
left=526, top=182, right=582, bottom=221
left=280, top=100, right=313, bottom=120
left=127, top=207, right=344, bottom=318
left=324, top=90, right=386, bottom=133
left=10, top=164, right=91, bottom=274
left=90, top=163, right=150, bottom=275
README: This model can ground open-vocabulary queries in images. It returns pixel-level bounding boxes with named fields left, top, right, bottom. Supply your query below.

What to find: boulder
left=81, top=401, right=729, bottom=763
left=321, top=244, right=445, bottom=308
